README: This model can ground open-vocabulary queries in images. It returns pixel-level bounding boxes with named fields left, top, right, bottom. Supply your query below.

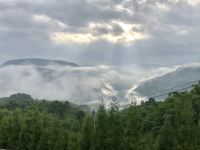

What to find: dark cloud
left=111, top=23, right=124, bottom=35
left=91, top=23, right=124, bottom=36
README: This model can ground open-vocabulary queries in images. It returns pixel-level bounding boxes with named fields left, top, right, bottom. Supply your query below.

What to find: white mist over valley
left=1, top=59, right=200, bottom=106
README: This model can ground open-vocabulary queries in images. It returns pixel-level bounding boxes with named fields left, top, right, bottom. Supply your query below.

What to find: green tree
left=80, top=114, right=94, bottom=150
left=158, top=115, right=177, bottom=150
left=107, top=99, right=123, bottom=150
left=93, top=105, right=109, bottom=150
left=123, top=108, right=141, bottom=150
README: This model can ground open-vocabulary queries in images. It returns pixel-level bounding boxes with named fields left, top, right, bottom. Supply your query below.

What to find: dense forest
left=0, top=83, right=200, bottom=150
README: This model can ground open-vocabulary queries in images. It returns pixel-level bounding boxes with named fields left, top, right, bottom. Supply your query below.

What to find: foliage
left=0, top=84, right=200, bottom=149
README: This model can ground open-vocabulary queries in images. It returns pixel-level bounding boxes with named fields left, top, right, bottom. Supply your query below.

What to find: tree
left=123, top=108, right=141, bottom=150
left=192, top=96, right=200, bottom=125
left=80, top=114, right=94, bottom=150
left=158, top=124, right=176, bottom=150
left=107, top=99, right=123, bottom=150
left=93, top=105, right=109, bottom=150
left=158, top=112, right=177, bottom=150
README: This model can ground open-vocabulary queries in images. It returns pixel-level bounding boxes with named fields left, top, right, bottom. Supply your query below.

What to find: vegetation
left=0, top=83, right=200, bottom=149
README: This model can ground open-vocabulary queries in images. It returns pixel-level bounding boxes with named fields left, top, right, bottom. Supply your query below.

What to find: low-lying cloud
left=0, top=62, right=184, bottom=106
left=0, top=64, right=137, bottom=105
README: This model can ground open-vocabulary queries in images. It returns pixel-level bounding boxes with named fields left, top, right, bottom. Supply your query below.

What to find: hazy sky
left=0, top=0, right=200, bottom=66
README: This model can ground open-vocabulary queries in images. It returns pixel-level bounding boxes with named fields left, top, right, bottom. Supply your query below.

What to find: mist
left=0, top=62, right=189, bottom=106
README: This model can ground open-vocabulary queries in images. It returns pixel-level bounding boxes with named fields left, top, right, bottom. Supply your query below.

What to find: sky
left=0, top=0, right=200, bottom=67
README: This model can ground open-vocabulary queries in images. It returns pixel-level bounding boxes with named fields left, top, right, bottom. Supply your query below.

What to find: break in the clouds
left=0, top=0, right=200, bottom=66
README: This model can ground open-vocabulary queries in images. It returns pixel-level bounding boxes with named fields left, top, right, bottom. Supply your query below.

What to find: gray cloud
left=0, top=0, right=200, bottom=66
left=91, top=23, right=124, bottom=36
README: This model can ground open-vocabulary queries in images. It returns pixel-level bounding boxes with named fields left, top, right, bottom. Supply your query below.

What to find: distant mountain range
left=1, top=58, right=200, bottom=105
left=134, top=65, right=200, bottom=99
left=0, top=58, right=134, bottom=106
left=1, top=58, right=78, bottom=67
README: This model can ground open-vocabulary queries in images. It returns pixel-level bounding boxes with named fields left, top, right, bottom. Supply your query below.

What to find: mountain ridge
left=133, top=65, right=200, bottom=98
left=1, top=58, right=78, bottom=67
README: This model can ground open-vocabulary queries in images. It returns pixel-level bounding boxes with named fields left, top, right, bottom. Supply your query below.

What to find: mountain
left=1, top=58, right=78, bottom=67
left=0, top=58, right=136, bottom=106
left=134, top=65, right=200, bottom=98
left=0, top=93, right=89, bottom=117
left=4, top=59, right=200, bottom=105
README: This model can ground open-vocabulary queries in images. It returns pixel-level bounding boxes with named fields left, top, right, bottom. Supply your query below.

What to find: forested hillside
left=0, top=84, right=200, bottom=150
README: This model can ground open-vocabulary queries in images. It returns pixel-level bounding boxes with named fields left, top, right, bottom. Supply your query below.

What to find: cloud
left=0, top=63, right=139, bottom=105
left=187, top=0, right=200, bottom=6
left=51, top=23, right=147, bottom=45
left=0, top=60, right=185, bottom=106
left=0, top=0, right=200, bottom=66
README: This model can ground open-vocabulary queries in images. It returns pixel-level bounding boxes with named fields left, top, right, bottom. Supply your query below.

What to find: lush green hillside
left=0, top=84, right=200, bottom=149
left=0, top=93, right=89, bottom=117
